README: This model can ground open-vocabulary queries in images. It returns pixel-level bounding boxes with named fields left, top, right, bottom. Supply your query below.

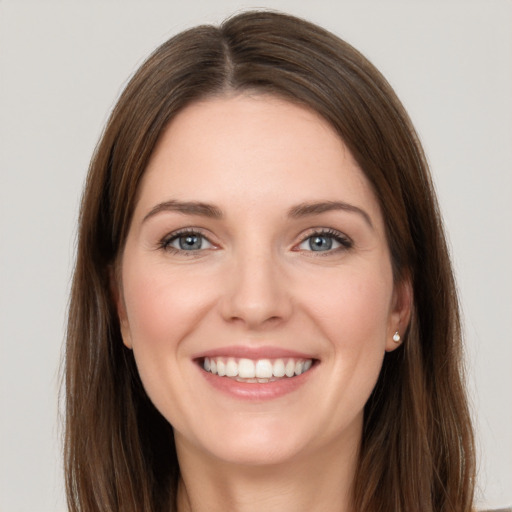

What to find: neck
left=175, top=433, right=359, bottom=512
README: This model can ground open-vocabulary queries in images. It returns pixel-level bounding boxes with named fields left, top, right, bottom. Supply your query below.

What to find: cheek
left=120, top=260, right=220, bottom=426
left=122, top=261, right=217, bottom=349
left=304, top=265, right=393, bottom=345
left=331, top=273, right=392, bottom=393
left=303, top=265, right=393, bottom=392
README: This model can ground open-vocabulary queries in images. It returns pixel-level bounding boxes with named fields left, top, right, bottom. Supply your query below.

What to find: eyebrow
left=142, top=199, right=373, bottom=229
left=287, top=201, right=374, bottom=229
left=142, top=200, right=223, bottom=223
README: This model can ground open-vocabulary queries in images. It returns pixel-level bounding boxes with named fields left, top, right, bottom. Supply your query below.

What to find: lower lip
left=198, top=364, right=316, bottom=401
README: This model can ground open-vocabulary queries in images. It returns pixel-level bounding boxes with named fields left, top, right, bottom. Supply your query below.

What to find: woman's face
left=117, top=94, right=409, bottom=467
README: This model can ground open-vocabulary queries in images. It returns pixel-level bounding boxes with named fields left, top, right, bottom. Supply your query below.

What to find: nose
left=219, top=249, right=293, bottom=330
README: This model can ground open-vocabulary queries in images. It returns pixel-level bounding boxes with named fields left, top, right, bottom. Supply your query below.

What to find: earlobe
left=109, top=265, right=133, bottom=350
left=385, top=276, right=413, bottom=352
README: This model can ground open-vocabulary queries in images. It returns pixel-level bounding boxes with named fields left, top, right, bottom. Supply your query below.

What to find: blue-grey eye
left=308, top=235, right=333, bottom=251
left=167, top=232, right=213, bottom=251
left=298, top=231, right=349, bottom=252
left=179, top=234, right=202, bottom=250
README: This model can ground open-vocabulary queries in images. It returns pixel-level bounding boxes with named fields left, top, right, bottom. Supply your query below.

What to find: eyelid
left=159, top=227, right=217, bottom=253
left=294, top=228, right=353, bottom=252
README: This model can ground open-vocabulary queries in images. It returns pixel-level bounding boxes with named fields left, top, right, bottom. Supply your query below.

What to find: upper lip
left=192, top=345, right=317, bottom=360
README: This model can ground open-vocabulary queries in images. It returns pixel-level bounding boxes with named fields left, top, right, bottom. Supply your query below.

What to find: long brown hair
left=65, top=10, right=475, bottom=511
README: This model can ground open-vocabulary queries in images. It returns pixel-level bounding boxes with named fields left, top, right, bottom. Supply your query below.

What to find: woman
left=65, top=10, right=476, bottom=512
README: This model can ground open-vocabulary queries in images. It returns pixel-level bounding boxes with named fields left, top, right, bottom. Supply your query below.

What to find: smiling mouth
left=201, top=357, right=315, bottom=383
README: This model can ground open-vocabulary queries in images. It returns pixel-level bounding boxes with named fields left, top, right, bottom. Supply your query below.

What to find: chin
left=178, top=415, right=312, bottom=468
left=210, top=434, right=305, bottom=467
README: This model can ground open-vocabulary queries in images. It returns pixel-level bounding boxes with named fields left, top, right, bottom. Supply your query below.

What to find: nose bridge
left=221, top=239, right=291, bottom=327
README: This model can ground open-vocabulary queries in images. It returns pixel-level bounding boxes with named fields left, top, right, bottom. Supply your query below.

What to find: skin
left=116, top=94, right=411, bottom=512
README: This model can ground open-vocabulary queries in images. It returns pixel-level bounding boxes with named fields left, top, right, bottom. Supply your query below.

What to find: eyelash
left=296, top=229, right=353, bottom=254
left=158, top=228, right=353, bottom=255
left=158, top=228, right=214, bottom=255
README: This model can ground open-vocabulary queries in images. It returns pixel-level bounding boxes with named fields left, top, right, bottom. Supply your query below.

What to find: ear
left=109, top=265, right=133, bottom=350
left=385, top=275, right=413, bottom=352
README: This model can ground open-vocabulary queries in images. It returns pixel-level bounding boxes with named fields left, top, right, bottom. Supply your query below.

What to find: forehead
left=136, top=94, right=382, bottom=224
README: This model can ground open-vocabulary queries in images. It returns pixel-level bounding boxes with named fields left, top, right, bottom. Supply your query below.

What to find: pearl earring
left=392, top=331, right=401, bottom=343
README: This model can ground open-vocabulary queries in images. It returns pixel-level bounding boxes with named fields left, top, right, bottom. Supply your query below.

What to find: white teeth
left=285, top=360, right=295, bottom=377
left=255, top=359, right=273, bottom=379
left=238, top=358, right=256, bottom=378
left=217, top=360, right=226, bottom=377
left=203, top=356, right=314, bottom=380
left=273, top=359, right=285, bottom=377
left=225, top=358, right=238, bottom=377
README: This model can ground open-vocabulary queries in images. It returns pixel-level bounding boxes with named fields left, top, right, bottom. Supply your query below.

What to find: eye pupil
left=309, top=235, right=333, bottom=251
left=179, top=234, right=202, bottom=250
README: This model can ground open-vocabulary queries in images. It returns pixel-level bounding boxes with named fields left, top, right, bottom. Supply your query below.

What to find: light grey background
left=1, top=1, right=511, bottom=510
